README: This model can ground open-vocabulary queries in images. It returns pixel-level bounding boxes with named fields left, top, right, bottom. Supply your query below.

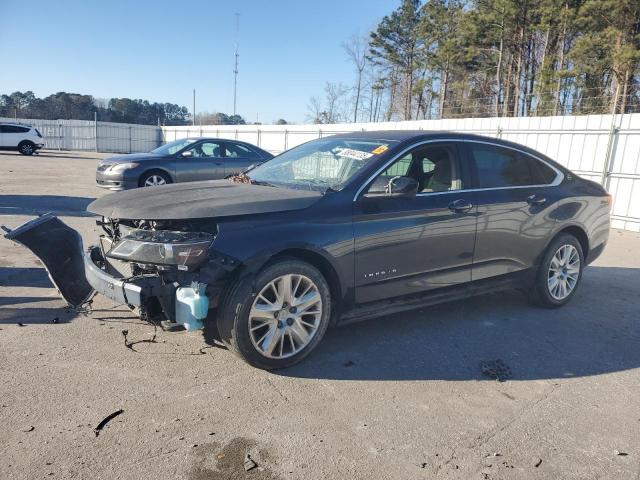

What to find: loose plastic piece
left=3, top=214, right=94, bottom=307
left=175, top=282, right=209, bottom=331
left=94, top=409, right=124, bottom=437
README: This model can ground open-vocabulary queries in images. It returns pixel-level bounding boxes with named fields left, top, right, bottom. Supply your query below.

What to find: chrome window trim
left=353, top=138, right=564, bottom=202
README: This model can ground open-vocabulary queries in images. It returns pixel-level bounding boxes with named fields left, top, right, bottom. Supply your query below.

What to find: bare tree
left=342, top=33, right=368, bottom=122
left=306, top=96, right=326, bottom=124
left=324, top=82, right=348, bottom=123
left=307, top=82, right=349, bottom=124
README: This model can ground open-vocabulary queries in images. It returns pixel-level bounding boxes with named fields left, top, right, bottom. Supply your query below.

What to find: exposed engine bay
left=4, top=213, right=239, bottom=329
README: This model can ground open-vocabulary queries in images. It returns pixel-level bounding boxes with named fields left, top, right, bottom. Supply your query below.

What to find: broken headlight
left=107, top=229, right=215, bottom=271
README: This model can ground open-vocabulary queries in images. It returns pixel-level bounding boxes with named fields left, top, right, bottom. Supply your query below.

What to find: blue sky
left=0, top=0, right=396, bottom=123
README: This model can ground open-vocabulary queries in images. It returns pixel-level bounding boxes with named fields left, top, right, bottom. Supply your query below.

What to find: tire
left=217, top=259, right=332, bottom=370
left=139, top=170, right=171, bottom=187
left=529, top=233, right=584, bottom=308
left=18, top=141, right=35, bottom=156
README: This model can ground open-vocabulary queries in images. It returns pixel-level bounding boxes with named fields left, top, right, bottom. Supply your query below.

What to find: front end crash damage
left=4, top=214, right=242, bottom=324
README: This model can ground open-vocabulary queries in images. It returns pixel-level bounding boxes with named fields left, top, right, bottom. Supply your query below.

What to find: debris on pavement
left=243, top=453, right=257, bottom=472
left=480, top=359, right=513, bottom=382
left=94, top=409, right=124, bottom=437
left=614, top=450, right=628, bottom=456
left=17, top=323, right=25, bottom=327
left=122, top=327, right=157, bottom=352
left=22, top=426, right=35, bottom=432
left=534, top=458, right=543, bottom=467
left=51, top=317, right=59, bottom=324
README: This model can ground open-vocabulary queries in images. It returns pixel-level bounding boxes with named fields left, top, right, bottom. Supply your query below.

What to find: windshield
left=247, top=137, right=397, bottom=191
left=151, top=138, right=196, bottom=155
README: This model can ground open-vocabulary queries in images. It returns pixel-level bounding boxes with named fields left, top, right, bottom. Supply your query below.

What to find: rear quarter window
left=528, top=157, right=558, bottom=184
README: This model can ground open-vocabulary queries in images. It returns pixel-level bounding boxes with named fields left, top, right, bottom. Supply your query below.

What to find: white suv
left=0, top=122, right=45, bottom=155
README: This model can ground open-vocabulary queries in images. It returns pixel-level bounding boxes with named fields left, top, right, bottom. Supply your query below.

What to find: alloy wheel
left=20, top=143, right=33, bottom=154
left=249, top=274, right=322, bottom=359
left=547, top=244, right=580, bottom=300
left=144, top=175, right=166, bottom=186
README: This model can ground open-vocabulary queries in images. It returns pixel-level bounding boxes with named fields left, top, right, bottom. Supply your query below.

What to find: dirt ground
left=0, top=149, right=639, bottom=480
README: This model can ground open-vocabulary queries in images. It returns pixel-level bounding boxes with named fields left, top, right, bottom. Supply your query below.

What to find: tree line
left=310, top=0, right=640, bottom=123
left=0, top=91, right=192, bottom=125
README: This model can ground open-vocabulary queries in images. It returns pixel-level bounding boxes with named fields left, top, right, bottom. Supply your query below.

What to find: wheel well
left=18, top=140, right=34, bottom=146
left=138, top=168, right=172, bottom=186
left=556, top=225, right=589, bottom=256
left=271, top=248, right=342, bottom=311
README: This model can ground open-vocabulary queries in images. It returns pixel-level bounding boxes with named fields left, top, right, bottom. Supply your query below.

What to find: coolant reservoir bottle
left=175, top=282, right=208, bottom=331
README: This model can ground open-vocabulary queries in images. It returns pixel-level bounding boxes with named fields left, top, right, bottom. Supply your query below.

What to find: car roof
left=326, top=129, right=563, bottom=168
left=331, top=130, right=551, bottom=152
left=327, top=130, right=497, bottom=142
left=184, top=137, right=245, bottom=142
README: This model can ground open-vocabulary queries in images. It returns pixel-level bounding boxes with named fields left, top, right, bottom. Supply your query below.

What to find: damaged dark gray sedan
left=5, top=131, right=611, bottom=370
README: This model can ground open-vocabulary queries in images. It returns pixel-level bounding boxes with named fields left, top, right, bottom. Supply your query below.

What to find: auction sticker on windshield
left=336, top=148, right=374, bottom=161
left=371, top=145, right=388, bottom=154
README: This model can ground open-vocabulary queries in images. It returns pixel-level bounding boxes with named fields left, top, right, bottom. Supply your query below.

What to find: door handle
left=527, top=194, right=546, bottom=206
left=448, top=199, right=473, bottom=213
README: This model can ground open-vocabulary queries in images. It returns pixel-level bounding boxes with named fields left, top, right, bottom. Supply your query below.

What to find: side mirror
left=366, top=176, right=419, bottom=198
left=181, top=150, right=192, bottom=158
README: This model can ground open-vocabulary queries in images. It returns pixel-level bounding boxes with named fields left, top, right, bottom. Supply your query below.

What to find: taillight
left=606, top=193, right=613, bottom=208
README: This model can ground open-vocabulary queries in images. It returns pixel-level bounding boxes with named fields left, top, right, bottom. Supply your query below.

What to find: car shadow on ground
left=0, top=194, right=95, bottom=217
left=272, top=265, right=640, bottom=382
left=3, top=151, right=105, bottom=161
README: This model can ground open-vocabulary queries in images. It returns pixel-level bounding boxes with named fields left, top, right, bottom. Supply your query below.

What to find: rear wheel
left=139, top=170, right=171, bottom=187
left=217, top=259, right=331, bottom=370
left=18, top=141, right=35, bottom=155
left=530, top=233, right=584, bottom=308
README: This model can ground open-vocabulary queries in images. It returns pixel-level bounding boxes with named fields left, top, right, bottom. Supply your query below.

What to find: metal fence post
left=94, top=112, right=98, bottom=152
left=496, top=126, right=503, bottom=139
left=284, top=129, right=288, bottom=150
left=129, top=126, right=132, bottom=153
left=601, top=116, right=622, bottom=189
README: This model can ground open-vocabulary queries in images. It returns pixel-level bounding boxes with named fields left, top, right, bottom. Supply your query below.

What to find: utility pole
left=233, top=12, right=240, bottom=116
left=192, top=88, right=196, bottom=126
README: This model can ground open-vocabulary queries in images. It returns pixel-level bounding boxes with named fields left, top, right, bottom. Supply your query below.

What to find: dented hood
left=88, top=180, right=322, bottom=220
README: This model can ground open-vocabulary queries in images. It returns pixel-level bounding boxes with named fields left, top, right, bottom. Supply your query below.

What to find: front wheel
left=530, top=233, right=584, bottom=308
left=218, top=259, right=331, bottom=370
left=18, top=141, right=35, bottom=155
left=139, top=170, right=171, bottom=187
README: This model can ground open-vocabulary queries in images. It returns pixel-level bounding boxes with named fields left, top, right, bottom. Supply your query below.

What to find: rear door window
left=224, top=142, right=260, bottom=159
left=469, top=145, right=533, bottom=188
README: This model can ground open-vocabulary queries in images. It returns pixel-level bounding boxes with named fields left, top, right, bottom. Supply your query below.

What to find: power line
left=233, top=12, right=240, bottom=116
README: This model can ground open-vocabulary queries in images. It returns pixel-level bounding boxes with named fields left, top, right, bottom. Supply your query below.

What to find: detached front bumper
left=84, top=246, right=146, bottom=306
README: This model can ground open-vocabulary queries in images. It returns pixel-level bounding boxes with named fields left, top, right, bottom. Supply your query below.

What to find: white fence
left=163, top=114, right=640, bottom=232
left=0, top=117, right=162, bottom=153
left=2, top=115, right=637, bottom=231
